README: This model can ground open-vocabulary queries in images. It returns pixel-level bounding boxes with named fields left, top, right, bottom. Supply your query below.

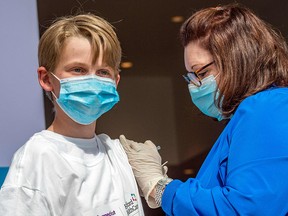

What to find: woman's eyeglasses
left=183, top=61, right=214, bottom=87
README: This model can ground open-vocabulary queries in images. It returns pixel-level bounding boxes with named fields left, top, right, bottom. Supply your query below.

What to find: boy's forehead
left=59, top=37, right=92, bottom=58
left=56, top=33, right=119, bottom=69
left=55, top=37, right=116, bottom=70
left=66, top=36, right=105, bottom=58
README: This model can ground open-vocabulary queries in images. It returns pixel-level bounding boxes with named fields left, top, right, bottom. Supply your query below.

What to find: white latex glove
left=119, top=135, right=169, bottom=208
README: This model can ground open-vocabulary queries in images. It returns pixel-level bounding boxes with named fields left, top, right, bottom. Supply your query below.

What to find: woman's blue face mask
left=188, top=74, right=226, bottom=121
left=50, top=73, right=119, bottom=125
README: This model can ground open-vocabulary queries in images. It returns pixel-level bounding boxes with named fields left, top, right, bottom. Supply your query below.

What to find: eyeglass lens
left=187, top=73, right=201, bottom=86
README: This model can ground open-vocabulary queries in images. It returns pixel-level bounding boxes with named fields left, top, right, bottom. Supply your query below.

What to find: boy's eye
left=96, top=69, right=113, bottom=78
left=72, top=68, right=86, bottom=74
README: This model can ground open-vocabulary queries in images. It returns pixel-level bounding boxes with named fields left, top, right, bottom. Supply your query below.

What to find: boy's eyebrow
left=64, top=61, right=114, bottom=70
left=64, top=62, right=89, bottom=68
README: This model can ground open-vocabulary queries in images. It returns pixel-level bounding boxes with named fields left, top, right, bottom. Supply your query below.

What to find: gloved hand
left=119, top=135, right=169, bottom=208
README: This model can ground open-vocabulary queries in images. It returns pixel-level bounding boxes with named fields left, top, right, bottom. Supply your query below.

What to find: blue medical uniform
left=162, top=87, right=288, bottom=215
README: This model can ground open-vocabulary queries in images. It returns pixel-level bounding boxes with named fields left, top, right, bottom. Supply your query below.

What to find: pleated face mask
left=188, top=74, right=224, bottom=121
left=50, top=73, right=119, bottom=125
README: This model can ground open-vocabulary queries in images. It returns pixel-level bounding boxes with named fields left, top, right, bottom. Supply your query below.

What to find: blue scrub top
left=162, top=87, right=288, bottom=215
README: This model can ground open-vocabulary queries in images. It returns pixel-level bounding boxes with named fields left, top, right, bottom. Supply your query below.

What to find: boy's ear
left=38, top=66, right=52, bottom=91
left=115, top=74, right=120, bottom=87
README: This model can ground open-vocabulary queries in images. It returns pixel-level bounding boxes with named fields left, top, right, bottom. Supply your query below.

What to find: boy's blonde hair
left=38, top=13, right=122, bottom=73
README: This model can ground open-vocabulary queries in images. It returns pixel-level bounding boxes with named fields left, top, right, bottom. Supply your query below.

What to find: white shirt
left=0, top=130, right=144, bottom=216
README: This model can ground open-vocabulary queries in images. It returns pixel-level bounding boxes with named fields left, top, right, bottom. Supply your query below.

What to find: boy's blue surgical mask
left=188, top=74, right=225, bottom=121
left=50, top=73, right=119, bottom=125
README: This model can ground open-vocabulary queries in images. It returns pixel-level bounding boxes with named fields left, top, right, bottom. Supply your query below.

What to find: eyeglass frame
left=183, top=61, right=214, bottom=87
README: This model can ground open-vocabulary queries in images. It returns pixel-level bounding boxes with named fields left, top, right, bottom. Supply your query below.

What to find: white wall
left=0, top=0, right=45, bottom=166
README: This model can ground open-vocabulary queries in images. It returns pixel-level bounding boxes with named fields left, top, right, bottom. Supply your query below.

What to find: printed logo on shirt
left=124, top=193, right=139, bottom=215
left=100, top=210, right=116, bottom=216
left=95, top=201, right=122, bottom=216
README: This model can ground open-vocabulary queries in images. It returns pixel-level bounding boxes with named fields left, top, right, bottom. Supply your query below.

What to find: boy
left=0, top=14, right=144, bottom=216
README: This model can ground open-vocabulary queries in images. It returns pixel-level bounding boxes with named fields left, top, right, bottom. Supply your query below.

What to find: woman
left=120, top=3, right=288, bottom=215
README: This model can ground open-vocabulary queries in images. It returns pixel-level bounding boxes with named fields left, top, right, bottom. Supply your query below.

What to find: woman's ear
left=115, top=74, right=120, bottom=87
left=38, top=66, right=52, bottom=91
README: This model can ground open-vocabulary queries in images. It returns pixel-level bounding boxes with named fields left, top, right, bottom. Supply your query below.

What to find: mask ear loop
left=50, top=91, right=58, bottom=100
left=214, top=73, right=220, bottom=79
left=49, top=72, right=60, bottom=100
left=49, top=71, right=60, bottom=81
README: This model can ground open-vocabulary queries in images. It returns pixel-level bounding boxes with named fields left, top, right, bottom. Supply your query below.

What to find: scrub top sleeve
left=161, top=180, right=182, bottom=215
left=162, top=178, right=236, bottom=215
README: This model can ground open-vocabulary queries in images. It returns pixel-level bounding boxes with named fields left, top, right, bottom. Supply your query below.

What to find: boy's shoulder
left=97, top=133, right=118, bottom=145
left=3, top=131, right=58, bottom=187
left=12, top=130, right=57, bottom=164
left=97, top=133, right=124, bottom=153
left=25, top=130, right=56, bottom=151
